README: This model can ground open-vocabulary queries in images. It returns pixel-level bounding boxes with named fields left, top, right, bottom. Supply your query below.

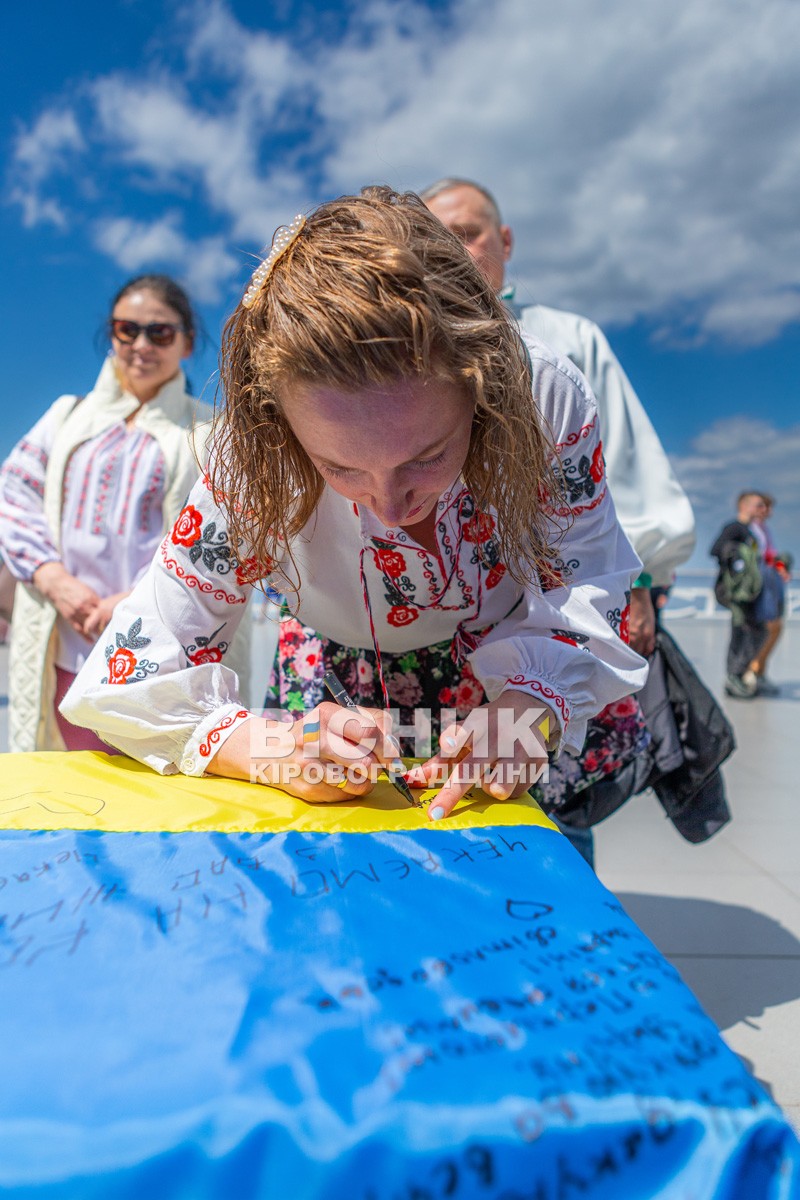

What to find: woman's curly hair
left=212, top=186, right=566, bottom=589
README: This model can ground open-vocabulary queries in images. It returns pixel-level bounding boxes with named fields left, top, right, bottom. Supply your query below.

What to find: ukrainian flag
left=0, top=753, right=797, bottom=1198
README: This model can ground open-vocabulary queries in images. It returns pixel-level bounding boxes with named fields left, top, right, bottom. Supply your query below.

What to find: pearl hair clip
left=242, top=214, right=306, bottom=309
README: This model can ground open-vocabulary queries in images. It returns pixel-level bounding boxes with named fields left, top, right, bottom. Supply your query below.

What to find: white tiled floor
left=595, top=617, right=800, bottom=1130
left=1, top=617, right=798, bottom=1127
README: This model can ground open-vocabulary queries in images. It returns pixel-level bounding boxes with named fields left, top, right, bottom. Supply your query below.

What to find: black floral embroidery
left=560, top=452, right=601, bottom=504
left=466, top=534, right=501, bottom=570
left=550, top=628, right=590, bottom=645
left=107, top=617, right=149, bottom=654
left=189, top=520, right=237, bottom=576
left=606, top=591, right=631, bottom=641
left=540, top=555, right=580, bottom=591
left=372, top=538, right=419, bottom=607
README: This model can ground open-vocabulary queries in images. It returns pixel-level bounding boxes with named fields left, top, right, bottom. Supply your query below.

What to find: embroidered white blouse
left=62, top=335, right=647, bottom=776
left=513, top=301, right=696, bottom=587
left=0, top=394, right=166, bottom=673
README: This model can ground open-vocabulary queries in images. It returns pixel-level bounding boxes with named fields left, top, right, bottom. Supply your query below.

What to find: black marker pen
left=323, top=669, right=420, bottom=807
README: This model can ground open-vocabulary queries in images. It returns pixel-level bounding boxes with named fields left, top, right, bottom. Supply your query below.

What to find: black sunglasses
left=110, top=318, right=184, bottom=347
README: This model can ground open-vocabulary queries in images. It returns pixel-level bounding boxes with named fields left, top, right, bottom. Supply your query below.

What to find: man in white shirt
left=420, top=178, right=696, bottom=658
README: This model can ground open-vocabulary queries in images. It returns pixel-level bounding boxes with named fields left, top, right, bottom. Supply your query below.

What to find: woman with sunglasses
left=0, top=274, right=220, bottom=752
left=63, top=190, right=646, bottom=817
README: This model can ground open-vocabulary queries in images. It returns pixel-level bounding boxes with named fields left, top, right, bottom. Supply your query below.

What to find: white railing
left=663, top=587, right=728, bottom=620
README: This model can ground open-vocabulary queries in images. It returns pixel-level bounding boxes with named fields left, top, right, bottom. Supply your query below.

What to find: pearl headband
left=242, top=214, right=306, bottom=310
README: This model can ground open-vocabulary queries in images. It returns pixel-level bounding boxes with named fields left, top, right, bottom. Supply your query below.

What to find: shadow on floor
left=615, top=893, right=800, bottom=1033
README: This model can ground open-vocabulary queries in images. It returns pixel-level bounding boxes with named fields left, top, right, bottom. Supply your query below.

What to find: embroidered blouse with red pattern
left=61, top=336, right=647, bottom=775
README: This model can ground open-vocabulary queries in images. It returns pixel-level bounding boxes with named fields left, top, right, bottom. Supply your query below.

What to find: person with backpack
left=711, top=492, right=768, bottom=698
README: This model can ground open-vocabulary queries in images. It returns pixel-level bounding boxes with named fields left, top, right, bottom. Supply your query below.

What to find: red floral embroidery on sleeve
left=485, top=563, right=506, bottom=589
left=619, top=603, right=630, bottom=644
left=188, top=646, right=224, bottom=665
left=235, top=556, right=273, bottom=587
left=171, top=505, right=203, bottom=547
left=107, top=648, right=137, bottom=684
left=102, top=618, right=159, bottom=685
left=589, top=443, right=604, bottom=483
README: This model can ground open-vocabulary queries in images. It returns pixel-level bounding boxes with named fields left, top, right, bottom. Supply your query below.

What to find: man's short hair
left=418, top=177, right=504, bottom=225
left=736, top=490, right=764, bottom=507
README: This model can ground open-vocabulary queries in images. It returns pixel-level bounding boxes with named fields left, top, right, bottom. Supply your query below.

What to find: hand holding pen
left=208, top=670, right=421, bottom=804
left=323, top=670, right=420, bottom=807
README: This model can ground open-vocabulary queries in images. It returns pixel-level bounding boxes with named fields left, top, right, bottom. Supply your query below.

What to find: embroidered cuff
left=502, top=674, right=570, bottom=753
left=180, top=704, right=253, bottom=777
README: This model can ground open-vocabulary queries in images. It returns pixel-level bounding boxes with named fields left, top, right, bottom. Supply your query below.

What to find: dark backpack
left=714, top=539, right=762, bottom=609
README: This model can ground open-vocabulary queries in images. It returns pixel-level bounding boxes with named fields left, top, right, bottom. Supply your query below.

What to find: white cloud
left=183, top=0, right=297, bottom=113
left=94, top=213, right=239, bottom=302
left=9, top=109, right=84, bottom=228
left=95, top=213, right=187, bottom=268
left=315, top=0, right=800, bottom=345
left=9, top=191, right=69, bottom=230
left=8, top=0, right=800, bottom=341
left=701, top=292, right=800, bottom=347
left=13, top=109, right=84, bottom=180
left=671, top=417, right=800, bottom=566
left=89, top=74, right=308, bottom=244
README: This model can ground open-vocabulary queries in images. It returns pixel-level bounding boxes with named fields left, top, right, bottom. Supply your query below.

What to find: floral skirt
left=264, top=612, right=649, bottom=815
left=264, top=615, right=486, bottom=753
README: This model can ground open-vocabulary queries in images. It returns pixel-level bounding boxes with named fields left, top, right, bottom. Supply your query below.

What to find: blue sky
left=3, top=0, right=799, bottom=567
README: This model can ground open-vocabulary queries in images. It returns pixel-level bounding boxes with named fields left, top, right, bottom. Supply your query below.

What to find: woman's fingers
left=422, top=696, right=553, bottom=820
left=235, top=710, right=379, bottom=802
left=264, top=703, right=384, bottom=800
left=407, top=719, right=471, bottom=790
left=427, top=753, right=481, bottom=820
left=244, top=697, right=551, bottom=810
left=427, top=752, right=547, bottom=820
left=311, top=704, right=385, bottom=770
left=483, top=754, right=548, bottom=801
left=345, top=704, right=409, bottom=775
left=266, top=757, right=375, bottom=802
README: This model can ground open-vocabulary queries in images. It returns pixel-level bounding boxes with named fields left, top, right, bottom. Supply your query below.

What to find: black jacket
left=710, top=519, right=755, bottom=564
left=558, top=627, right=734, bottom=843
